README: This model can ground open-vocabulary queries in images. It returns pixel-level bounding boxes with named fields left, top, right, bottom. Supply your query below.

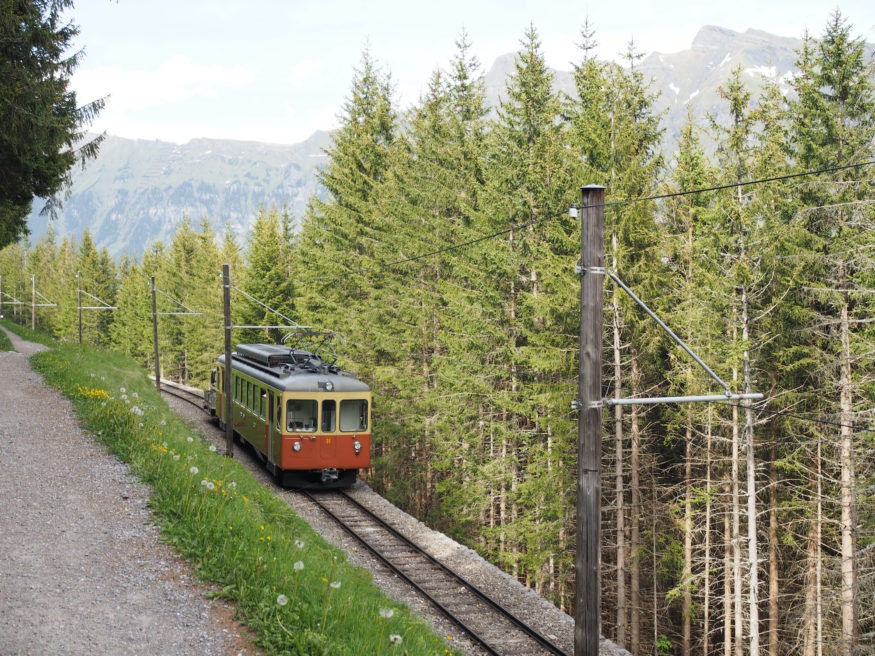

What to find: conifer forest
left=1, top=11, right=873, bottom=656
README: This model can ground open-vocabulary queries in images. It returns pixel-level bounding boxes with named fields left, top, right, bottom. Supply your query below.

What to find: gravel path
left=0, top=328, right=260, bottom=656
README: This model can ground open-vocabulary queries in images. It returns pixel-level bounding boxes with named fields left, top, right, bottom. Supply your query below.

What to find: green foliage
left=0, top=0, right=104, bottom=248
left=1, top=12, right=873, bottom=653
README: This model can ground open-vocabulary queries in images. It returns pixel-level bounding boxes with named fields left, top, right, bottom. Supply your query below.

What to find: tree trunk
left=743, top=287, right=760, bottom=656
left=732, top=382, right=744, bottom=656
left=768, top=446, right=779, bottom=656
left=613, top=283, right=627, bottom=648
left=630, top=357, right=642, bottom=656
left=704, top=414, right=713, bottom=656
left=683, top=419, right=693, bottom=656
left=838, top=300, right=857, bottom=656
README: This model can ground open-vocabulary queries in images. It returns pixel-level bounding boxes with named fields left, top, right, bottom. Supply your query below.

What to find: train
left=204, top=339, right=371, bottom=488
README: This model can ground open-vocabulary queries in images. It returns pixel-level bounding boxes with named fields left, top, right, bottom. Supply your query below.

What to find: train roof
left=218, top=343, right=370, bottom=393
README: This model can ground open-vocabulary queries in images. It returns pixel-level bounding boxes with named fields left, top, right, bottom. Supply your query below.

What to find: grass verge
left=22, top=338, right=459, bottom=656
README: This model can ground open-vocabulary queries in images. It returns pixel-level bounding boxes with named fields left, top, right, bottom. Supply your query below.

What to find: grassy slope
left=2, top=320, right=456, bottom=656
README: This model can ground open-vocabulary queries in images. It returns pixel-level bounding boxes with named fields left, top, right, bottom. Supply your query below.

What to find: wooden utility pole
left=151, top=276, right=161, bottom=393
left=222, top=264, right=234, bottom=458
left=31, top=275, right=35, bottom=331
left=576, top=184, right=605, bottom=656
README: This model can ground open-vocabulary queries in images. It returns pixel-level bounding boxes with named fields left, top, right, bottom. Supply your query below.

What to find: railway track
left=157, top=382, right=570, bottom=655
left=158, top=380, right=205, bottom=411
left=304, top=489, right=568, bottom=656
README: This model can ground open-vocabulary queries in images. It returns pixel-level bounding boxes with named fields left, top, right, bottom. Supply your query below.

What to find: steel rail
left=158, top=382, right=205, bottom=412
left=305, top=489, right=568, bottom=656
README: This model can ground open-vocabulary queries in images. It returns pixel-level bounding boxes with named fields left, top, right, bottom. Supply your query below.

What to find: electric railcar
left=204, top=342, right=371, bottom=488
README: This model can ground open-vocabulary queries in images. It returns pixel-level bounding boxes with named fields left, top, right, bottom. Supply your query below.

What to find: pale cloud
left=287, top=59, right=328, bottom=87
left=73, top=55, right=254, bottom=112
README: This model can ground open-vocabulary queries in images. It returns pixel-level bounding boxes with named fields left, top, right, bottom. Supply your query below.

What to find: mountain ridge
left=26, top=25, right=866, bottom=257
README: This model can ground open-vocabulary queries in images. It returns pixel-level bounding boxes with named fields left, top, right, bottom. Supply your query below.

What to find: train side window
left=259, top=388, right=267, bottom=419
left=286, top=399, right=317, bottom=432
left=274, top=395, right=282, bottom=430
left=340, top=399, right=368, bottom=431
left=321, top=400, right=336, bottom=432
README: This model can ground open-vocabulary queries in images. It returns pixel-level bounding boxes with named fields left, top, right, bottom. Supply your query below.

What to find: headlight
left=292, top=442, right=302, bottom=452
left=353, top=440, right=362, bottom=454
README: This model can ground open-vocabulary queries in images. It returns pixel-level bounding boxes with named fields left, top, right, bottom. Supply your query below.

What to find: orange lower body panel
left=278, top=433, right=371, bottom=471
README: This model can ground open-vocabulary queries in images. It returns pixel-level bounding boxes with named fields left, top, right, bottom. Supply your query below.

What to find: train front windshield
left=287, top=398, right=368, bottom=433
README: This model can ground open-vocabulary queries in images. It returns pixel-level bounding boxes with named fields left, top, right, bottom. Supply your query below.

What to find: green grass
left=19, top=337, right=459, bottom=656
left=0, top=328, right=12, bottom=351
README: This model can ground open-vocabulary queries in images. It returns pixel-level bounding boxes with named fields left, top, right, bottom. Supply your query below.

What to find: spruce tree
left=239, top=207, right=296, bottom=345
left=786, top=13, right=875, bottom=655
left=480, top=23, right=578, bottom=585
left=0, top=0, right=103, bottom=248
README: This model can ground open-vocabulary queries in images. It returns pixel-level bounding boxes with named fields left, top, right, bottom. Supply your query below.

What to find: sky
left=67, top=0, right=875, bottom=146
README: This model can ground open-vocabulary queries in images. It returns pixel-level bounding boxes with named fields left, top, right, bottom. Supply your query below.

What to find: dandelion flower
left=295, top=539, right=305, bottom=549
left=379, top=608, right=394, bottom=619
left=190, top=466, right=199, bottom=475
left=276, top=594, right=288, bottom=606
left=330, top=581, right=341, bottom=589
left=293, top=561, right=304, bottom=571
left=389, top=634, right=403, bottom=645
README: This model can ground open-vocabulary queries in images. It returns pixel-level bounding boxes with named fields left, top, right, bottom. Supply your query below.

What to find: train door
left=266, top=392, right=275, bottom=466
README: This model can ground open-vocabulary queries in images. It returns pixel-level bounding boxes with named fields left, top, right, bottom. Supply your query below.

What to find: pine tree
left=786, top=13, right=875, bottom=655
left=239, top=207, right=296, bottom=345
left=0, top=0, right=104, bottom=248
left=295, top=47, right=398, bottom=350
left=480, top=23, right=578, bottom=586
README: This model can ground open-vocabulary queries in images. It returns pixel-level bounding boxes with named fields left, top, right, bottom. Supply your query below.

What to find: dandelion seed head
left=330, top=581, right=341, bottom=589
left=187, top=436, right=194, bottom=443
left=295, top=539, right=305, bottom=549
left=293, top=561, right=304, bottom=571
left=379, top=608, right=394, bottom=619
left=189, top=466, right=199, bottom=475
left=209, top=444, right=217, bottom=452
left=389, top=634, right=403, bottom=645
left=276, top=594, right=288, bottom=606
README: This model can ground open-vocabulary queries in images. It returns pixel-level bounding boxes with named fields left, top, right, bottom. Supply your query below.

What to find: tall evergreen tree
left=480, top=23, right=578, bottom=587
left=239, top=207, right=296, bottom=344
left=786, top=13, right=875, bottom=655
left=0, top=0, right=103, bottom=248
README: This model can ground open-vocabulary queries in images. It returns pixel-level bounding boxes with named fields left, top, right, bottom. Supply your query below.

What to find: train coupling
left=321, top=468, right=339, bottom=484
